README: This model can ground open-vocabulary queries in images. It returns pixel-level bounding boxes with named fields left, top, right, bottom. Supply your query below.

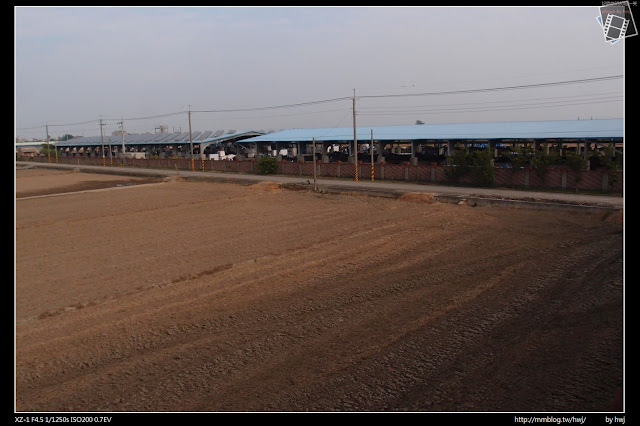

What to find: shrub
left=445, top=147, right=494, bottom=186
left=530, top=147, right=561, bottom=184
left=444, top=148, right=472, bottom=183
left=594, top=145, right=622, bottom=191
left=504, top=145, right=534, bottom=171
left=257, top=156, right=278, bottom=174
left=470, top=148, right=495, bottom=186
left=40, top=143, right=56, bottom=158
left=563, top=150, right=586, bottom=172
left=563, top=150, right=587, bottom=191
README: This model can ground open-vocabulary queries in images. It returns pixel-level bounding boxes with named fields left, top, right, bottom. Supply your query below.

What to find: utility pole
left=100, top=118, right=106, bottom=166
left=45, top=124, right=50, bottom=163
left=312, top=137, right=317, bottom=192
left=108, top=136, right=113, bottom=166
left=188, top=106, right=194, bottom=171
left=118, top=117, right=125, bottom=161
left=51, top=124, right=58, bottom=163
left=353, top=89, right=358, bottom=181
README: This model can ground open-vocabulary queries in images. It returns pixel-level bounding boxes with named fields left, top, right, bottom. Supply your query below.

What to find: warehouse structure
left=46, top=118, right=623, bottom=164
left=237, top=118, right=623, bottom=164
left=51, top=130, right=264, bottom=159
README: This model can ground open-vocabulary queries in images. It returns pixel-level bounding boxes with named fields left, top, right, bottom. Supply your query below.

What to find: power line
left=192, top=107, right=352, bottom=121
left=357, top=75, right=623, bottom=99
left=192, top=96, right=351, bottom=113
left=16, top=75, right=623, bottom=133
left=357, top=91, right=623, bottom=110
left=102, top=111, right=186, bottom=122
left=16, top=112, right=186, bottom=132
left=357, top=96, right=623, bottom=116
left=17, top=118, right=97, bottom=131
left=308, top=109, right=354, bottom=140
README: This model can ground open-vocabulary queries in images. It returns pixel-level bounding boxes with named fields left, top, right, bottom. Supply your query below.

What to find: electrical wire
left=357, top=96, right=623, bottom=116
left=357, top=75, right=623, bottom=99
left=357, top=91, right=623, bottom=110
left=192, top=96, right=351, bottom=113
left=16, top=75, right=623, bottom=134
left=102, top=111, right=186, bottom=122
left=192, top=107, right=352, bottom=121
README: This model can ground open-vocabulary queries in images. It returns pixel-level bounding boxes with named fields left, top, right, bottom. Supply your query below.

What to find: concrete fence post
left=602, top=172, right=609, bottom=192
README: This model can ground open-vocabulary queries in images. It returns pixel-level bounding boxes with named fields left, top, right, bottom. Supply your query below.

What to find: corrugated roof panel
left=239, top=119, right=623, bottom=143
left=155, top=132, right=181, bottom=143
left=175, top=132, right=191, bottom=142
left=199, top=130, right=264, bottom=144
left=198, top=131, right=212, bottom=140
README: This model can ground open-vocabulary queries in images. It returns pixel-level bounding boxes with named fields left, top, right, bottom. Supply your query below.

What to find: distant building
left=16, top=146, right=41, bottom=157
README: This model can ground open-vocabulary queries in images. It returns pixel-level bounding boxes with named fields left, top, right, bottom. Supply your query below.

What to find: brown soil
left=15, top=168, right=624, bottom=413
left=15, top=167, right=163, bottom=198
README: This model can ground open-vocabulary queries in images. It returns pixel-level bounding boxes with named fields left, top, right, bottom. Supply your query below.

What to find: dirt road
left=15, top=168, right=624, bottom=412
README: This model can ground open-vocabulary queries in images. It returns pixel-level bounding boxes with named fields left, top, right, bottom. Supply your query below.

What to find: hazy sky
left=15, top=6, right=625, bottom=139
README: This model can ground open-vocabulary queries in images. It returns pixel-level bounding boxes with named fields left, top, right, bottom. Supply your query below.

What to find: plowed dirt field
left=15, top=168, right=624, bottom=413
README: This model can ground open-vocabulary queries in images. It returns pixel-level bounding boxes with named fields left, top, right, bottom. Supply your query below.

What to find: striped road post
left=371, top=129, right=374, bottom=182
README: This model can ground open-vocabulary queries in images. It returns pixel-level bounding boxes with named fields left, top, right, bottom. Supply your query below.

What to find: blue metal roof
left=50, top=119, right=622, bottom=147
left=238, top=119, right=623, bottom=143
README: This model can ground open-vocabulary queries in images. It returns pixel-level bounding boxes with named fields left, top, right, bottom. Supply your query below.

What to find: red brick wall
left=34, top=157, right=622, bottom=193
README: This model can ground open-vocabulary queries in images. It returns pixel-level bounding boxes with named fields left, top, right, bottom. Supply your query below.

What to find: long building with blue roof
left=238, top=118, right=623, bottom=164
left=239, top=118, right=622, bottom=142
left=48, top=118, right=622, bottom=163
